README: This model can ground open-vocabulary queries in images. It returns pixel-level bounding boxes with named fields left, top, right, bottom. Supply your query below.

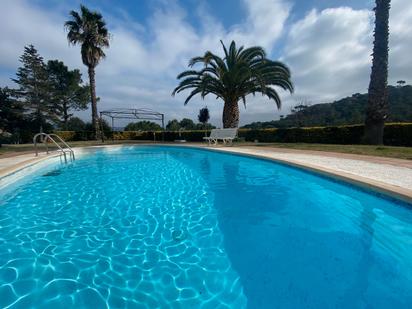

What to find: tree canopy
left=166, top=119, right=181, bottom=131
left=65, top=5, right=110, bottom=69
left=198, top=107, right=210, bottom=124
left=242, top=85, right=412, bottom=129
left=66, top=117, right=87, bottom=131
left=47, top=60, right=90, bottom=130
left=124, top=121, right=162, bottom=131
left=166, top=118, right=216, bottom=131
left=1, top=45, right=89, bottom=142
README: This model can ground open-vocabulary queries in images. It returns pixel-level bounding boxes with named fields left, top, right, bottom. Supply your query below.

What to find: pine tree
left=12, top=45, right=55, bottom=133
left=47, top=60, right=90, bottom=130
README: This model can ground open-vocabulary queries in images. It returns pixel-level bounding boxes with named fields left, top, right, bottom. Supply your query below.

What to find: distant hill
left=242, top=85, right=412, bottom=129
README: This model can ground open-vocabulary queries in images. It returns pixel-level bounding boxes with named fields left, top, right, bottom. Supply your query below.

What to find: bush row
left=54, top=131, right=98, bottom=141
left=239, top=123, right=412, bottom=146
left=52, top=123, right=412, bottom=146
left=112, top=130, right=209, bottom=142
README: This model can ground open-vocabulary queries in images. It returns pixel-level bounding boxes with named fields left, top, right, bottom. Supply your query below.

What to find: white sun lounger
left=203, top=128, right=238, bottom=146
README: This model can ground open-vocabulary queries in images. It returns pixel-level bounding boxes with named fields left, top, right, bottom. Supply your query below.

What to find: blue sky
left=1, top=0, right=410, bottom=126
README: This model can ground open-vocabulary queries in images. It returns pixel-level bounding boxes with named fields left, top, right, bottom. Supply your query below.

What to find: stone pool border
left=0, top=153, right=60, bottom=179
left=1, top=143, right=411, bottom=204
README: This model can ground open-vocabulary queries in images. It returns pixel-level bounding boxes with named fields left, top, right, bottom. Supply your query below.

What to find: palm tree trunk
left=364, top=0, right=390, bottom=145
left=63, top=100, right=68, bottom=131
left=223, top=100, right=239, bottom=128
left=88, top=66, right=100, bottom=139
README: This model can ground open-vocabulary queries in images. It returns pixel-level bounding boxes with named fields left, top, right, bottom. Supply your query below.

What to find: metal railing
left=33, top=133, right=75, bottom=163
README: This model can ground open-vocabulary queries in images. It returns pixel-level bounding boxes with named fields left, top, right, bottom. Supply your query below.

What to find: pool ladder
left=33, top=133, right=75, bottom=163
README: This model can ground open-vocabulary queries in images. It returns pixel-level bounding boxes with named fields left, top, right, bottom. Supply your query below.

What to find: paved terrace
left=1, top=144, right=412, bottom=202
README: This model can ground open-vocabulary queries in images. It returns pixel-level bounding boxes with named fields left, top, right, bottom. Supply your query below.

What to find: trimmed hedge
left=383, top=123, right=412, bottom=146
left=54, top=130, right=109, bottom=141
left=238, top=125, right=365, bottom=144
left=238, top=123, right=412, bottom=146
left=54, top=131, right=76, bottom=141
left=113, top=130, right=209, bottom=142
left=53, top=123, right=412, bottom=146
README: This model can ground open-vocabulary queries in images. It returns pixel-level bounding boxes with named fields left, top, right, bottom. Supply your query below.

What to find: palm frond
left=65, top=5, right=110, bottom=67
left=173, top=40, right=293, bottom=110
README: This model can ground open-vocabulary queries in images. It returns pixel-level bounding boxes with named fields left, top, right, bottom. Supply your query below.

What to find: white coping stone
left=0, top=156, right=61, bottom=192
left=0, top=148, right=89, bottom=191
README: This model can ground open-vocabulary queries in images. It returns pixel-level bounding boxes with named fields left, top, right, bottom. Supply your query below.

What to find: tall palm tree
left=364, top=0, right=391, bottom=145
left=173, top=41, right=293, bottom=128
left=65, top=5, right=110, bottom=139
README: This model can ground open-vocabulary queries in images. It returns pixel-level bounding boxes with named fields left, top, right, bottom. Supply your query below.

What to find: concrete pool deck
left=1, top=143, right=412, bottom=203
left=0, top=151, right=61, bottom=179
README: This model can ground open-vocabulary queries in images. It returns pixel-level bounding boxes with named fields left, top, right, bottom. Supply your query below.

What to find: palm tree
left=173, top=41, right=293, bottom=128
left=364, top=0, right=391, bottom=145
left=65, top=5, right=110, bottom=139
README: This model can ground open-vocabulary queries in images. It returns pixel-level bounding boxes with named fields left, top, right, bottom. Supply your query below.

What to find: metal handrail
left=33, top=133, right=75, bottom=163
left=48, top=134, right=74, bottom=155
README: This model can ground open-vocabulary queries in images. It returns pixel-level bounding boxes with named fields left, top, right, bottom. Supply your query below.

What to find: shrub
left=124, top=121, right=162, bottom=131
left=238, top=123, right=412, bottom=146
left=53, top=131, right=76, bottom=141
left=113, top=131, right=144, bottom=140
left=53, top=123, right=412, bottom=146
left=112, top=130, right=210, bottom=142
left=383, top=123, right=412, bottom=146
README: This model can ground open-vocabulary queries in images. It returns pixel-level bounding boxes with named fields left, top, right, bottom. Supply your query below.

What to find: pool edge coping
left=0, top=153, right=61, bottom=180
left=1, top=143, right=411, bottom=204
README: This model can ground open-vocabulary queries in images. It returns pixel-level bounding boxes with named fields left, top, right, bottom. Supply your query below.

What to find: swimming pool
left=1, top=145, right=411, bottom=308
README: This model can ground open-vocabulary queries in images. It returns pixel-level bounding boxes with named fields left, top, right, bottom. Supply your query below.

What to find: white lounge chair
left=203, top=128, right=238, bottom=146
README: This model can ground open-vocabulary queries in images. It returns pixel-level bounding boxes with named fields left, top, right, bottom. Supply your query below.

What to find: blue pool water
left=1, top=146, right=412, bottom=308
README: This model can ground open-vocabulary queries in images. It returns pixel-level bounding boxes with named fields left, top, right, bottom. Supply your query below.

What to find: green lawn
left=1, top=140, right=411, bottom=160
left=250, top=143, right=412, bottom=160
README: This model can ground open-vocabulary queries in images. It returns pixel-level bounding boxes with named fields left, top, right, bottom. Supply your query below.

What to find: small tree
left=66, top=117, right=86, bottom=131
left=166, top=119, right=180, bottom=131
left=198, top=107, right=210, bottom=136
left=179, top=118, right=196, bottom=130
left=124, top=121, right=162, bottom=131
left=396, top=80, right=406, bottom=88
left=290, top=99, right=311, bottom=127
left=47, top=60, right=90, bottom=130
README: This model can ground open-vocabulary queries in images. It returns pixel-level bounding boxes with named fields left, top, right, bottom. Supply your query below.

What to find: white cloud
left=0, top=0, right=295, bottom=126
left=228, top=0, right=292, bottom=52
left=281, top=0, right=412, bottom=107
left=0, top=0, right=82, bottom=70
left=282, top=7, right=373, bottom=102
left=1, top=0, right=412, bottom=127
left=388, top=0, right=412, bottom=83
